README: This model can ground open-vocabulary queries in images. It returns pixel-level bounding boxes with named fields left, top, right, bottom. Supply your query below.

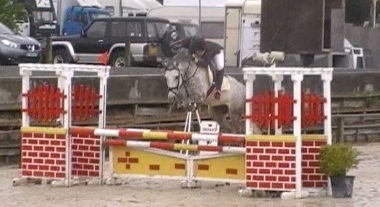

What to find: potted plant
left=318, top=143, right=359, bottom=198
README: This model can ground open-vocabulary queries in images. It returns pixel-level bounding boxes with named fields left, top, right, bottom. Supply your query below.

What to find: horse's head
left=164, top=60, right=182, bottom=103
left=163, top=48, right=196, bottom=106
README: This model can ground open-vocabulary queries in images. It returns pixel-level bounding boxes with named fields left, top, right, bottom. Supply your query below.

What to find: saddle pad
left=207, top=67, right=231, bottom=91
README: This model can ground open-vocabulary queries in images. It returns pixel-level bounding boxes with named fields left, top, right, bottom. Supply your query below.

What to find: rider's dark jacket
left=181, top=36, right=223, bottom=68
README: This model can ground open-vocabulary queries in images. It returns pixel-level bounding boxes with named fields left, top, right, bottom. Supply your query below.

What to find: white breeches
left=211, top=50, right=224, bottom=71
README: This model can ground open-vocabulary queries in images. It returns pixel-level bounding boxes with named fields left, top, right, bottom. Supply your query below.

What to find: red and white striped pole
left=70, top=127, right=245, bottom=144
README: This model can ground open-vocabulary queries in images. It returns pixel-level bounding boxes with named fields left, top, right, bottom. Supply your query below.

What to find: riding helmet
left=188, top=36, right=205, bottom=54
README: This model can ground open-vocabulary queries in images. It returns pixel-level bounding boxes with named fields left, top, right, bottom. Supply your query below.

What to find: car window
left=170, top=24, right=178, bottom=32
left=86, top=21, right=107, bottom=38
left=182, top=24, right=202, bottom=37
left=89, top=12, right=110, bottom=21
left=156, top=21, right=171, bottom=38
left=146, top=21, right=170, bottom=41
left=146, top=22, right=158, bottom=39
left=126, top=21, right=142, bottom=38
left=110, top=21, right=127, bottom=38
left=33, top=11, right=54, bottom=23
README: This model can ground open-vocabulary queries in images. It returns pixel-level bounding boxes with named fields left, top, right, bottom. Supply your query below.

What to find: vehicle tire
left=109, top=51, right=134, bottom=67
left=52, top=49, right=73, bottom=64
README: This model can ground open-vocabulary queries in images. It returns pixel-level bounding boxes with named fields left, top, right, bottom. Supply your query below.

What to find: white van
left=97, top=0, right=162, bottom=17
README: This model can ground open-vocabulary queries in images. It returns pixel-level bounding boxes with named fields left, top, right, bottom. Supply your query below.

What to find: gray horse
left=163, top=49, right=260, bottom=134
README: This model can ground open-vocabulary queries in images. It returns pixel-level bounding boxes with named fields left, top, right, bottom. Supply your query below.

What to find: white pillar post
left=62, top=68, right=74, bottom=186
left=56, top=65, right=66, bottom=126
left=291, top=73, right=304, bottom=198
left=244, top=74, right=255, bottom=135
left=322, top=71, right=333, bottom=145
left=20, top=68, right=31, bottom=127
left=322, top=69, right=333, bottom=197
left=97, top=67, right=110, bottom=184
left=272, top=74, right=283, bottom=135
left=97, top=68, right=109, bottom=129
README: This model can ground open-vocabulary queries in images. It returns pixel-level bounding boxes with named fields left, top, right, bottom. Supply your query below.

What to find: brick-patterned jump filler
left=245, top=135, right=327, bottom=192
left=14, top=64, right=110, bottom=186
left=21, top=128, right=67, bottom=179
left=243, top=67, right=333, bottom=198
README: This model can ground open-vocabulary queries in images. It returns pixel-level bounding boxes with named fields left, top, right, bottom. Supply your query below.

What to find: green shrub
left=319, top=143, right=359, bottom=177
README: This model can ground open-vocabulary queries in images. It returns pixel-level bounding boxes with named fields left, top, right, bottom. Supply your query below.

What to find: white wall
left=163, top=0, right=245, bottom=7
left=163, top=0, right=225, bottom=7
left=97, top=0, right=162, bottom=17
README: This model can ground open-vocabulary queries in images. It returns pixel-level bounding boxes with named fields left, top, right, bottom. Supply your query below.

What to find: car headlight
left=1, top=39, right=18, bottom=48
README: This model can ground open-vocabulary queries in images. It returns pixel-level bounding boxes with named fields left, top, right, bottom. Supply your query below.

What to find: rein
left=166, top=61, right=200, bottom=98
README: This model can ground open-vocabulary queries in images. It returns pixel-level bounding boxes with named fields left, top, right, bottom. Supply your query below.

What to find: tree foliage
left=0, top=0, right=26, bottom=31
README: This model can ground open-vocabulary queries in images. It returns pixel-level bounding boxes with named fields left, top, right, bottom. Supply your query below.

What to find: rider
left=180, top=36, right=225, bottom=100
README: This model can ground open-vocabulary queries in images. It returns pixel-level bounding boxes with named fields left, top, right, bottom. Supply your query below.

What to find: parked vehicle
left=61, top=6, right=110, bottom=36
left=170, top=22, right=202, bottom=38
left=98, top=0, right=162, bottom=17
left=0, top=22, right=42, bottom=65
left=51, top=17, right=171, bottom=67
left=54, top=0, right=111, bottom=36
left=16, top=0, right=59, bottom=40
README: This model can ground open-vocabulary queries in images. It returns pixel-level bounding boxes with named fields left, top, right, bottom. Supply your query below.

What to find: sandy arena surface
left=0, top=143, right=379, bottom=207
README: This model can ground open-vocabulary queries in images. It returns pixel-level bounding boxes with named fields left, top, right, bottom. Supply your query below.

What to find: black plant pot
left=330, top=175, right=355, bottom=198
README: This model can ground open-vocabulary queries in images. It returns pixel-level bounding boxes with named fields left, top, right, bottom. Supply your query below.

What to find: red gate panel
left=22, top=84, right=101, bottom=124
left=301, top=92, right=325, bottom=128
left=71, top=85, right=101, bottom=121
left=246, top=90, right=325, bottom=131
left=22, top=84, right=65, bottom=122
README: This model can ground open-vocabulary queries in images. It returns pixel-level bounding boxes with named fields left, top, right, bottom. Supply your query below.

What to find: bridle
left=166, top=67, right=181, bottom=96
left=165, top=60, right=200, bottom=98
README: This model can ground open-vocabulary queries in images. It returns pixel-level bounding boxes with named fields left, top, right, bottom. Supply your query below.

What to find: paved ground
left=0, top=143, right=379, bottom=207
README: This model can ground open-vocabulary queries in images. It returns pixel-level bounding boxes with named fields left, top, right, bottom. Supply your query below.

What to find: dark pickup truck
left=51, top=17, right=171, bottom=67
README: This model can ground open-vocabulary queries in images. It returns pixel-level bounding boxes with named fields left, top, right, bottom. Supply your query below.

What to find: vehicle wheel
left=109, top=51, right=133, bottom=67
left=52, top=49, right=72, bottom=64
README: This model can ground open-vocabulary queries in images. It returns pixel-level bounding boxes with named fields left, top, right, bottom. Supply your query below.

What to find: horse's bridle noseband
left=166, top=67, right=182, bottom=97
left=165, top=61, right=199, bottom=98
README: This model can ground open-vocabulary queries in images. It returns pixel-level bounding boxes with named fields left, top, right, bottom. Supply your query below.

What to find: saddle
left=207, top=67, right=231, bottom=91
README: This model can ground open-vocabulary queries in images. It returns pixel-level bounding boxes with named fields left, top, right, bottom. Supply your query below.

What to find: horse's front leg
left=208, top=105, right=234, bottom=133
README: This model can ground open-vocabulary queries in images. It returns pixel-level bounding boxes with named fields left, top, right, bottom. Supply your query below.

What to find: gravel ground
left=0, top=143, right=379, bottom=207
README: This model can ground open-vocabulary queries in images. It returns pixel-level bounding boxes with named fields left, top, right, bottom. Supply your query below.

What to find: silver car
left=0, top=22, right=42, bottom=65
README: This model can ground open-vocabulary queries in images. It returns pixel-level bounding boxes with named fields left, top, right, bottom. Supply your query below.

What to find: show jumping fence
left=14, top=64, right=333, bottom=199
left=17, top=64, right=109, bottom=186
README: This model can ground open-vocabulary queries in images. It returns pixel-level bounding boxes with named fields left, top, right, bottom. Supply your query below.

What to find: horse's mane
left=170, top=48, right=193, bottom=65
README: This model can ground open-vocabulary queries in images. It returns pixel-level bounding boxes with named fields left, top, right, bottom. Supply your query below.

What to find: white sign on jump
left=200, top=121, right=220, bottom=134
left=199, top=121, right=220, bottom=155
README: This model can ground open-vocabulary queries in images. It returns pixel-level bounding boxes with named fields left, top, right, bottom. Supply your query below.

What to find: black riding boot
left=215, top=69, right=224, bottom=91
